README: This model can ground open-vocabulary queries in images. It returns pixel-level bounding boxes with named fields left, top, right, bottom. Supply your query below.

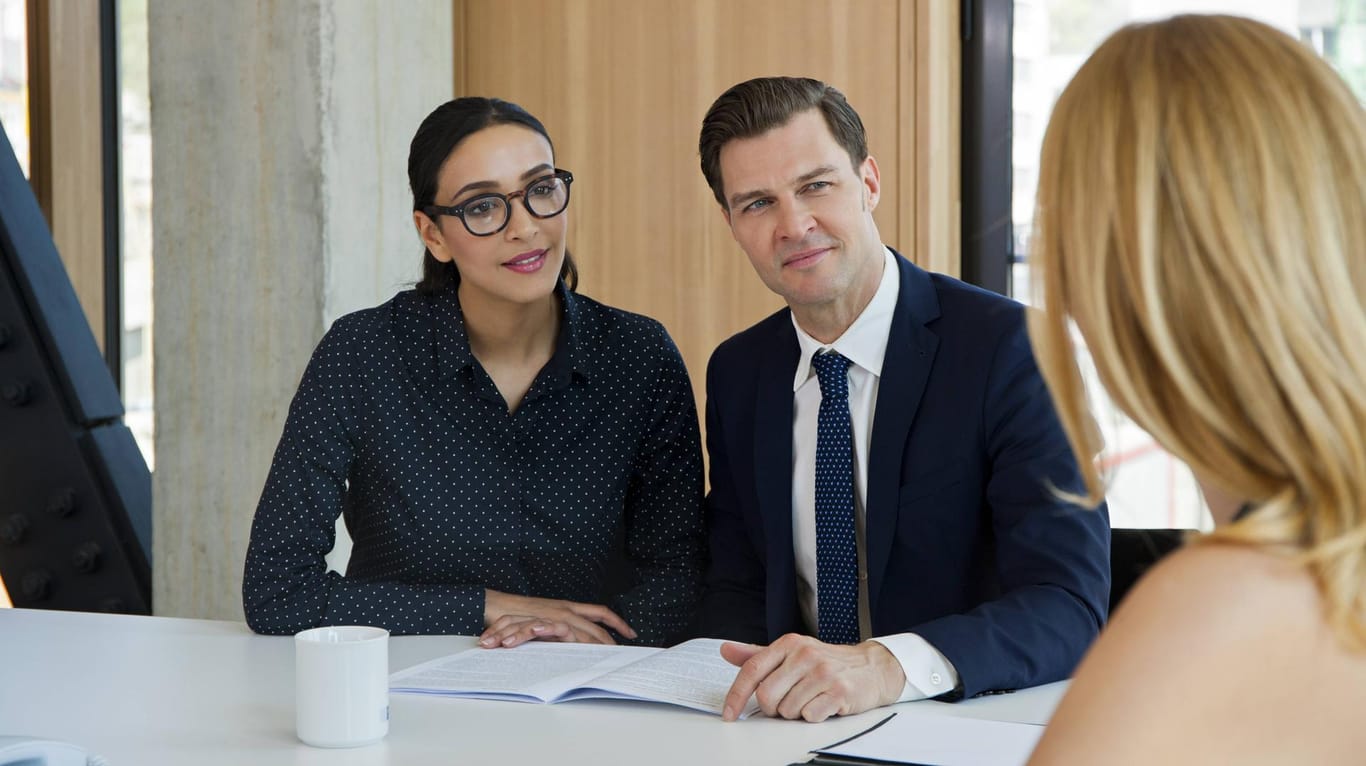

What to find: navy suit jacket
left=698, top=250, right=1111, bottom=698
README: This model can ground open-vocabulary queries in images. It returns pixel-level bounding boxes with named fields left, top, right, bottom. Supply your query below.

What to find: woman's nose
left=503, top=195, right=537, bottom=240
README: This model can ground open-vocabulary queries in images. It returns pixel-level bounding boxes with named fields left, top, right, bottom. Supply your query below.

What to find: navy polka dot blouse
left=242, top=281, right=705, bottom=645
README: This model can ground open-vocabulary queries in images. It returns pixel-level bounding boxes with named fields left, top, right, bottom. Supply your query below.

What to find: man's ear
left=413, top=210, right=453, bottom=263
left=861, top=155, right=882, bottom=212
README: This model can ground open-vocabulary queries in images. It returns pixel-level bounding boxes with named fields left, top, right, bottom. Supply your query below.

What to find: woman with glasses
left=1026, top=15, right=1366, bottom=763
left=242, top=98, right=705, bottom=649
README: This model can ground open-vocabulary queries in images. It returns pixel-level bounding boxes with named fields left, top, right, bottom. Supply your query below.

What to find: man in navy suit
left=696, top=77, right=1110, bottom=722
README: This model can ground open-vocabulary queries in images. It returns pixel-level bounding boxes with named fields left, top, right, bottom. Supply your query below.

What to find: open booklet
left=389, top=637, right=762, bottom=719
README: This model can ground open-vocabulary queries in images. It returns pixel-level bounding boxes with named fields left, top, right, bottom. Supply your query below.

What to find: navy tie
left=811, top=351, right=860, bottom=645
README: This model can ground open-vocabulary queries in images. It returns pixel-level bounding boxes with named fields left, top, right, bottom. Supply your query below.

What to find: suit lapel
left=753, top=315, right=799, bottom=636
left=866, top=253, right=940, bottom=614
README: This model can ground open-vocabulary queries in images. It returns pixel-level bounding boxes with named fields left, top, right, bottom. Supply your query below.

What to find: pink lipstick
left=503, top=249, right=547, bottom=274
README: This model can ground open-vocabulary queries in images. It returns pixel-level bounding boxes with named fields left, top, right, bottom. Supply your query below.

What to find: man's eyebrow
left=728, top=187, right=768, bottom=210
left=795, top=165, right=838, bottom=184
left=450, top=163, right=555, bottom=201
left=727, top=165, right=841, bottom=209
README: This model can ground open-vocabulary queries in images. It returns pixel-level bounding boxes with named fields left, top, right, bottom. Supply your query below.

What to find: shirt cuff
left=870, top=633, right=960, bottom=702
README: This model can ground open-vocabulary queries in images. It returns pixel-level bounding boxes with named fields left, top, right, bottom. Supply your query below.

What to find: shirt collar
left=435, top=279, right=590, bottom=383
left=791, top=247, right=900, bottom=391
left=556, top=283, right=593, bottom=381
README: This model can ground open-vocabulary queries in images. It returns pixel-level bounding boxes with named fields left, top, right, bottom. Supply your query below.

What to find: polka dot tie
left=811, top=351, right=860, bottom=645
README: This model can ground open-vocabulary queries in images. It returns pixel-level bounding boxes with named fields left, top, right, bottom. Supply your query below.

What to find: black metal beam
left=0, top=118, right=151, bottom=614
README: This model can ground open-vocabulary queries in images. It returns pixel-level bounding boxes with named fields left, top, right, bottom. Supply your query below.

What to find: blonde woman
left=1026, top=15, right=1366, bottom=764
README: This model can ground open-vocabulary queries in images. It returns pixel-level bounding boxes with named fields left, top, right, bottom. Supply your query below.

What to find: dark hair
left=409, top=97, right=578, bottom=295
left=698, top=77, right=868, bottom=210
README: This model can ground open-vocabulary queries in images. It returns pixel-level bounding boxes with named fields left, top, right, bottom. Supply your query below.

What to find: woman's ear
left=413, top=210, right=454, bottom=263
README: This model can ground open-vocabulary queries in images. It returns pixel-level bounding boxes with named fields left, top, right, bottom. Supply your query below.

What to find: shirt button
left=930, top=673, right=943, bottom=686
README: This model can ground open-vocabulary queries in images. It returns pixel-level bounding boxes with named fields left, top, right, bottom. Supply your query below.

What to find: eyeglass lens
left=463, top=175, right=569, bottom=235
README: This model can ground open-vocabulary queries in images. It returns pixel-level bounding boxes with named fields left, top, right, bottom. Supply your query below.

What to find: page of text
left=390, top=642, right=658, bottom=702
left=568, top=638, right=761, bottom=717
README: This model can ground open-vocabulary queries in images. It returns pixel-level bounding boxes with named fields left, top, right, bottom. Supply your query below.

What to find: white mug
left=294, top=625, right=390, bottom=748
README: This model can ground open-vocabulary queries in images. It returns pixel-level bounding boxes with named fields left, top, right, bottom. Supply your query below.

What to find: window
left=995, top=0, right=1366, bottom=530
left=0, top=0, right=152, bottom=608
left=120, top=0, right=153, bottom=468
left=0, top=0, right=26, bottom=178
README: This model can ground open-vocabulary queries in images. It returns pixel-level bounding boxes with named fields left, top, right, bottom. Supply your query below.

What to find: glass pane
left=0, top=0, right=27, bottom=176
left=121, top=0, right=153, bottom=469
left=1012, top=1, right=1366, bottom=529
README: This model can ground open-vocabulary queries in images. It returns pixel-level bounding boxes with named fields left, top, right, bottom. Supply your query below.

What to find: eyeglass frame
left=422, top=169, right=575, bottom=237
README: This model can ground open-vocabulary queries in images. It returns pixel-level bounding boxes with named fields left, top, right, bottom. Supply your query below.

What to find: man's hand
left=478, top=591, right=637, bottom=648
left=720, top=633, right=906, bottom=722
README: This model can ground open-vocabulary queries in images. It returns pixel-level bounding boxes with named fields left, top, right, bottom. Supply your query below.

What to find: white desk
left=0, top=608, right=1066, bottom=765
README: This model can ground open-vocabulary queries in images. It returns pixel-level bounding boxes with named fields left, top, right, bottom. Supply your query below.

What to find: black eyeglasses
left=423, top=169, right=574, bottom=237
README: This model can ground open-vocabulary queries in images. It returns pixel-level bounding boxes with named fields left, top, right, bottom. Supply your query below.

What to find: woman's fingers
left=480, top=617, right=565, bottom=647
left=568, top=603, right=637, bottom=639
left=479, top=597, right=637, bottom=645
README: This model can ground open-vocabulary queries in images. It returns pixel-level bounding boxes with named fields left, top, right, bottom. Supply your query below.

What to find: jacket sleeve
left=909, top=320, right=1112, bottom=697
left=696, top=347, right=769, bottom=644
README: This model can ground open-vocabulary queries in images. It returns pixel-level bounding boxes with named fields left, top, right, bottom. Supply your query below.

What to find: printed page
left=815, top=711, right=1044, bottom=766
left=390, top=643, right=658, bottom=703
left=561, top=638, right=762, bottom=718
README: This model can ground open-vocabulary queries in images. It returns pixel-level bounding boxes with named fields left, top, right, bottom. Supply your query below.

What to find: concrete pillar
left=150, top=1, right=452, bottom=620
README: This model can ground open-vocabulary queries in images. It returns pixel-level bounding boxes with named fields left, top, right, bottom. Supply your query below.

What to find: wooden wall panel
left=914, top=0, right=961, bottom=276
left=454, top=0, right=958, bottom=419
left=27, top=0, right=106, bottom=350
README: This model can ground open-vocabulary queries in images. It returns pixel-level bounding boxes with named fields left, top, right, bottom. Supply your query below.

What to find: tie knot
left=811, top=351, right=851, bottom=399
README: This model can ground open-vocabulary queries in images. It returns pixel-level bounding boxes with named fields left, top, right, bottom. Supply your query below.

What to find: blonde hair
left=1029, top=14, right=1366, bottom=649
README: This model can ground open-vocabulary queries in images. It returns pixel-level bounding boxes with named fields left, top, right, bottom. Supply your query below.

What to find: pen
left=789, top=756, right=932, bottom=766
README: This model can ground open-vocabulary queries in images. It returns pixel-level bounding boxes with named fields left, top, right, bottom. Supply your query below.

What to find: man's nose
left=775, top=201, right=815, bottom=241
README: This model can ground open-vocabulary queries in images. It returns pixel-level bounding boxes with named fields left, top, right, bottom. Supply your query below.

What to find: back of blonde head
left=1029, top=14, right=1366, bottom=649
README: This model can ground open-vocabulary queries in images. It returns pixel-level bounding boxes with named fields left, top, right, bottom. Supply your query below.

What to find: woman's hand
left=479, top=590, right=637, bottom=648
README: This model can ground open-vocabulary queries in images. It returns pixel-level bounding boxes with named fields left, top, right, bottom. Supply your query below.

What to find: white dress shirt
left=790, top=247, right=960, bottom=701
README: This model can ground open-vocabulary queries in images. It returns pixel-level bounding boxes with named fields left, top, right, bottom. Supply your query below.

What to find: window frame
left=959, top=0, right=1014, bottom=295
